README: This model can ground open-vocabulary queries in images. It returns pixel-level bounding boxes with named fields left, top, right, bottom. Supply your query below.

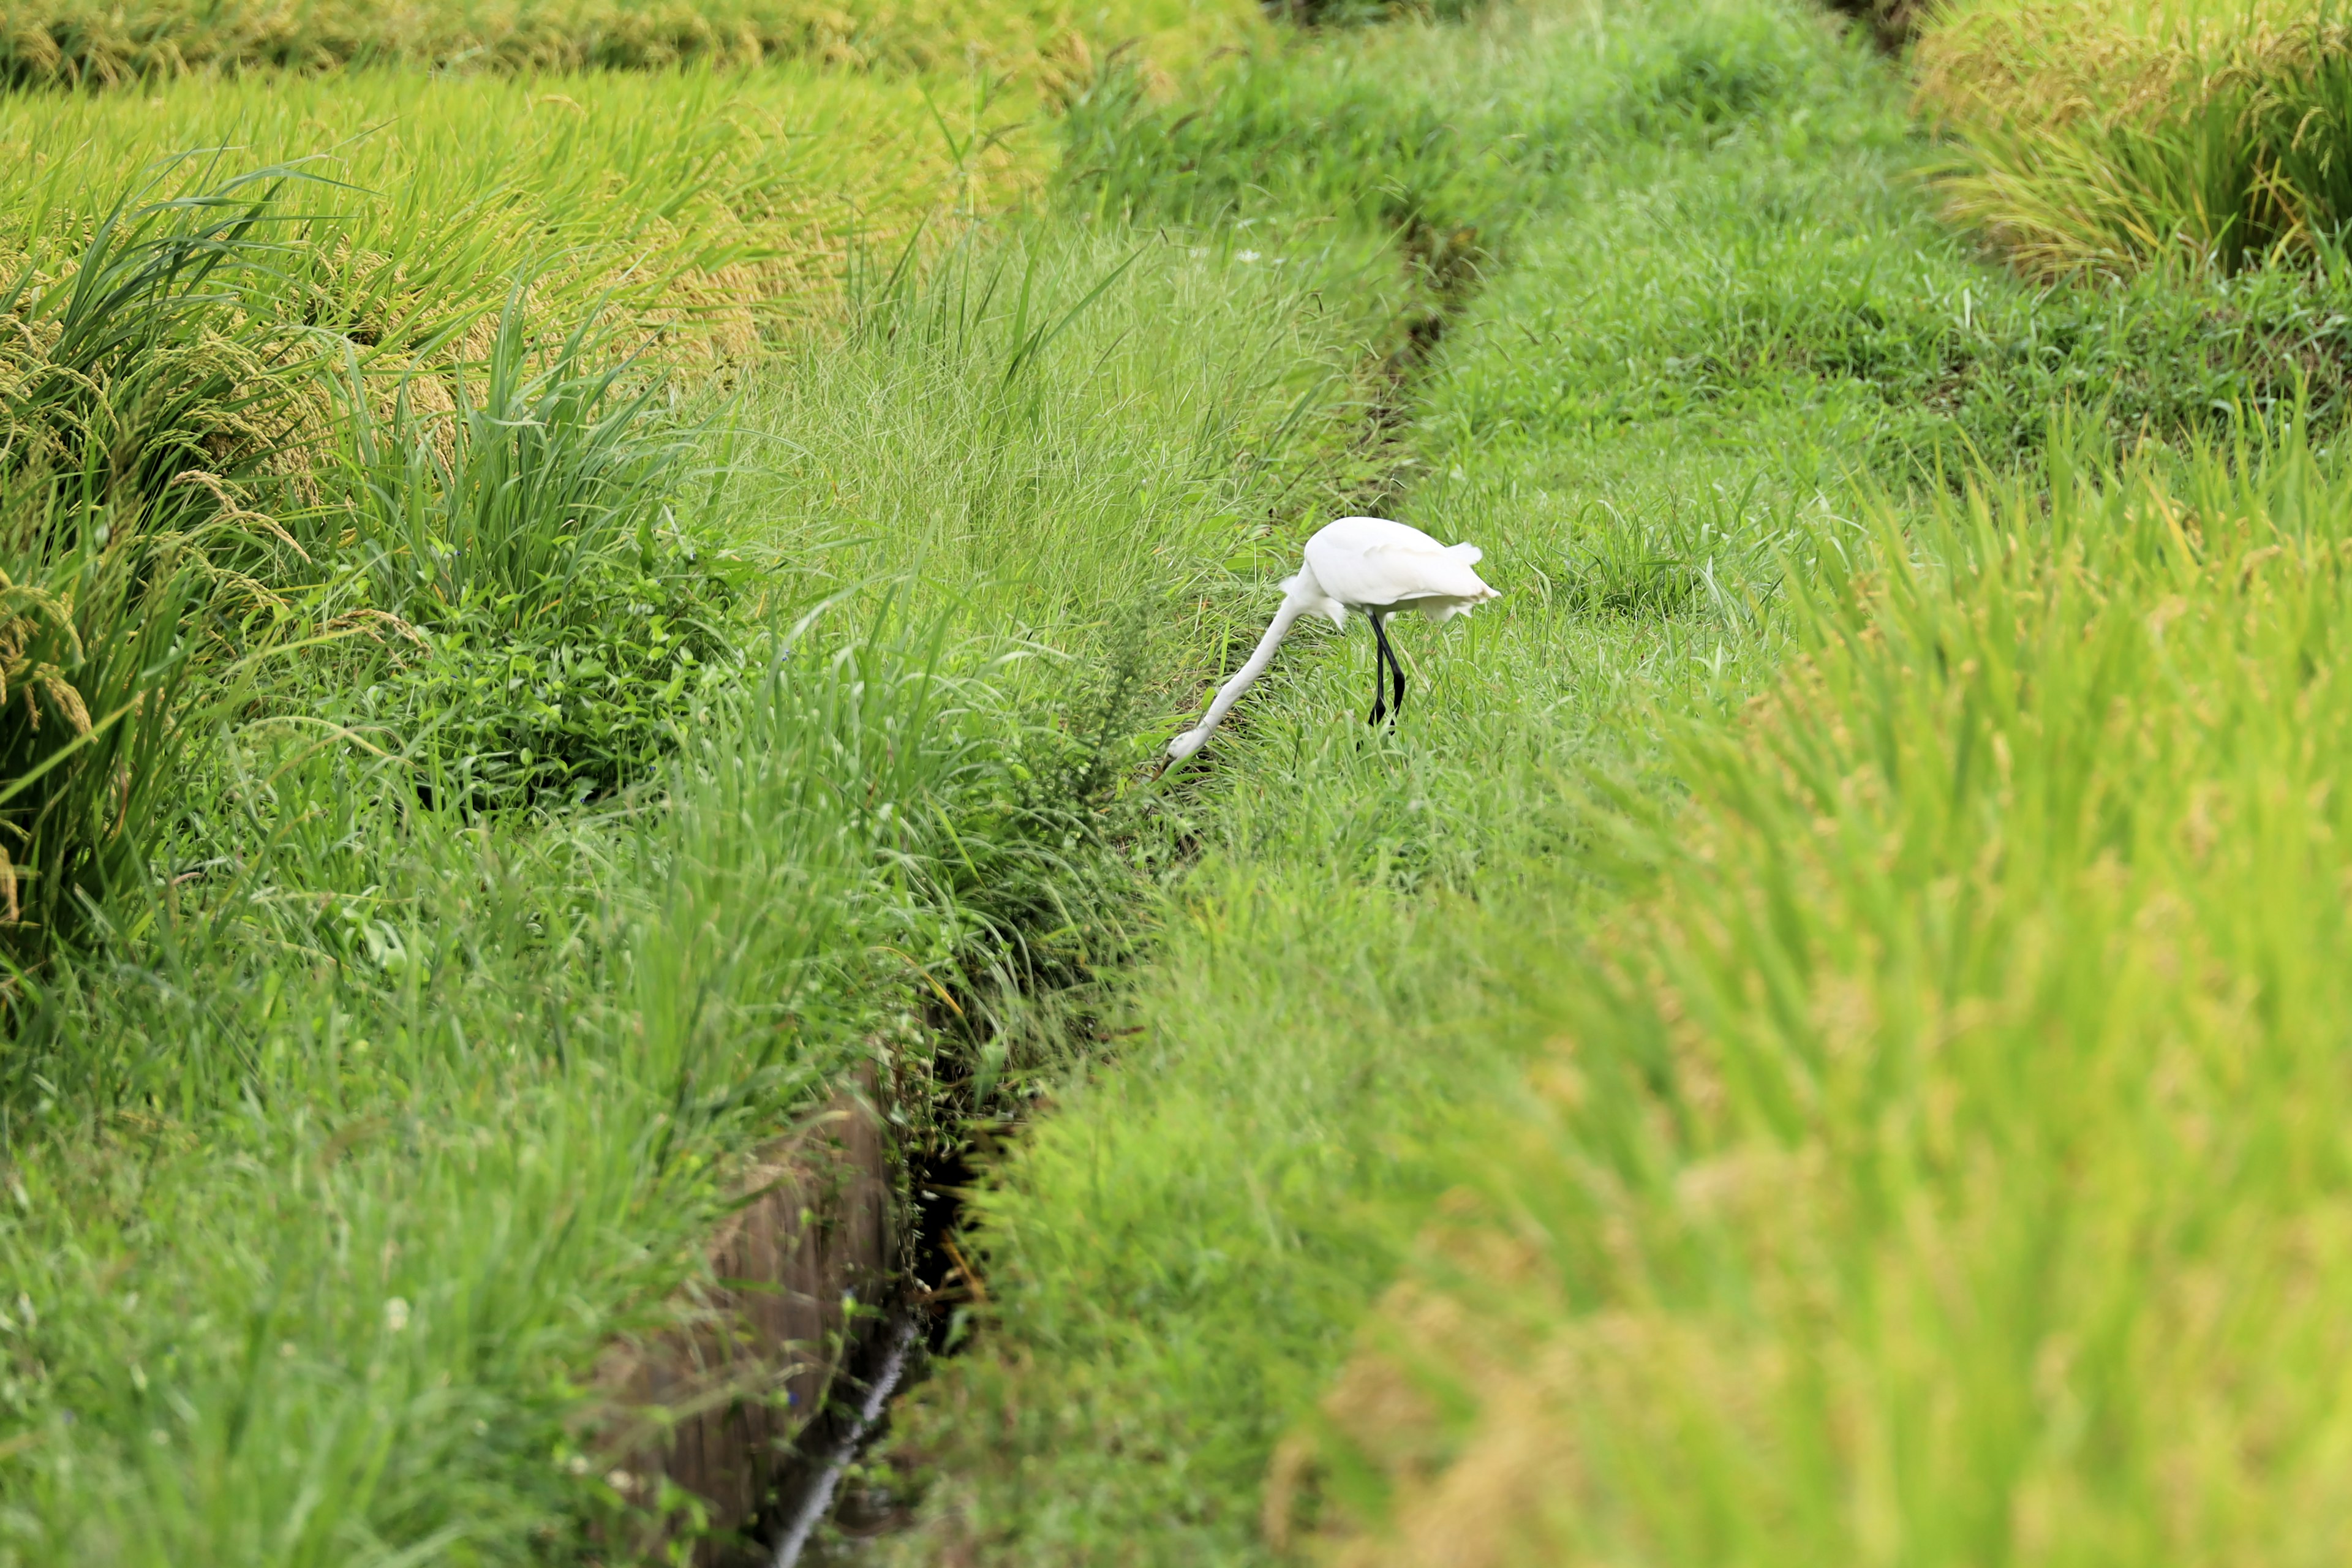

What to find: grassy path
left=885, top=1, right=2352, bottom=1561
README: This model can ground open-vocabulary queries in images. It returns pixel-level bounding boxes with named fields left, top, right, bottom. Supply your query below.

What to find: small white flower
left=1236, top=250, right=1261, bottom=263
left=383, top=1297, right=410, bottom=1333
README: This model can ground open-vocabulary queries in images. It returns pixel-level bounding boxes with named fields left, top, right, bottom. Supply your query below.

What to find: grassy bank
left=13, top=0, right=2352, bottom=1558
left=0, top=0, right=1421, bottom=1546
left=0, top=193, right=1418, bottom=1556
left=889, top=6, right=1893, bottom=1559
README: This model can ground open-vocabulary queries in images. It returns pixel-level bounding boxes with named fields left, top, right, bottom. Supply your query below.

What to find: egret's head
left=1167, top=726, right=1210, bottom=763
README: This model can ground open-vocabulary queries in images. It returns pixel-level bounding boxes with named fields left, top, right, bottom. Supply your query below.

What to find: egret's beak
left=1156, top=733, right=1205, bottom=782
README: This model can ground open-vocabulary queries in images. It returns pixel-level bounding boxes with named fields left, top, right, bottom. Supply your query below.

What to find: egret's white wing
left=1305, top=517, right=1493, bottom=609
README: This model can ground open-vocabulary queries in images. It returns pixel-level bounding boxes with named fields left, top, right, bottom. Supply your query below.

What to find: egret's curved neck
left=1186, top=595, right=1308, bottom=741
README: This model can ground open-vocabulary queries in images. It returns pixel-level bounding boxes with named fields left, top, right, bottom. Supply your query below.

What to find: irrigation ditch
left=599, top=207, right=1504, bottom=1568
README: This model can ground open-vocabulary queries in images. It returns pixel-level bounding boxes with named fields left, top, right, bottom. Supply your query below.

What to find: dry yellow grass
left=1917, top=0, right=2344, bottom=130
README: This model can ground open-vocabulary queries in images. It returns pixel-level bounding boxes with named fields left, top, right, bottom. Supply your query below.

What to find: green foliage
left=1611, top=5, right=1828, bottom=134
left=0, top=178, right=1401, bottom=1557
left=1422, top=118, right=2352, bottom=478
left=324, top=289, right=739, bottom=807
left=20, top=0, right=2352, bottom=1559
left=1555, top=486, right=1773, bottom=617
left=886, top=5, right=1868, bottom=1559
left=0, top=611, right=1025, bottom=1564
left=369, top=560, right=734, bottom=810
left=1262, top=0, right=1486, bottom=35
left=330, top=294, right=701, bottom=622
left=882, top=2, right=2352, bottom=1562
left=1055, top=27, right=1553, bottom=289
left=1057, top=2, right=1839, bottom=236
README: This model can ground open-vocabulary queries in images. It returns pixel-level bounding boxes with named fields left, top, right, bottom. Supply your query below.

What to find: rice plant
left=0, top=162, right=312, bottom=951
left=1918, top=0, right=2352, bottom=276
left=1286, top=415, right=2352, bottom=1566
left=0, top=65, right=1065, bottom=377
left=0, top=0, right=1261, bottom=89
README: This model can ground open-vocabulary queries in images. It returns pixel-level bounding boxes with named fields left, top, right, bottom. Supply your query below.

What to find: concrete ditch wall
left=596, top=1065, right=896, bottom=1563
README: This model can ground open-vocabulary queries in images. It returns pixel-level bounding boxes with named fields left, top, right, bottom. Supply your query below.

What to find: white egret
left=1167, top=515, right=1498, bottom=764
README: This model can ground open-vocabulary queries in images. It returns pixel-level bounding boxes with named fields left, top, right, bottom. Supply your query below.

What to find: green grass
left=1, top=625, right=991, bottom=1562
left=0, top=172, right=303, bottom=951
left=11, top=0, right=2352, bottom=1558
left=886, top=7, right=1880, bottom=1560
left=0, top=0, right=1429, bottom=1548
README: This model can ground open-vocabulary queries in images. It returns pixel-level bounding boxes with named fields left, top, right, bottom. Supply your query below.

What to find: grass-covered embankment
left=0, top=222, right=1393, bottom=1564
left=886, top=0, right=2352, bottom=1561
left=0, top=0, right=1426, bottom=1556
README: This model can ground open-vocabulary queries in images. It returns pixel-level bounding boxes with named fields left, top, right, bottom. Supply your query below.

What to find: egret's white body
left=1167, top=516, right=1498, bottom=763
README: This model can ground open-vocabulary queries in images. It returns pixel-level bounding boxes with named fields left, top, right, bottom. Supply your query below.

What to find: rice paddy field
left=5, top=0, right=2352, bottom=1562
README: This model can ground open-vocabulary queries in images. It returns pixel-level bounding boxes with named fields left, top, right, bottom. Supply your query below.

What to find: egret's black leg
left=1365, top=612, right=1389, bottom=726
left=1370, top=612, right=1405, bottom=728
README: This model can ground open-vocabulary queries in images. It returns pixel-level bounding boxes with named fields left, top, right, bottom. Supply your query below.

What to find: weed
left=321, top=288, right=739, bottom=806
